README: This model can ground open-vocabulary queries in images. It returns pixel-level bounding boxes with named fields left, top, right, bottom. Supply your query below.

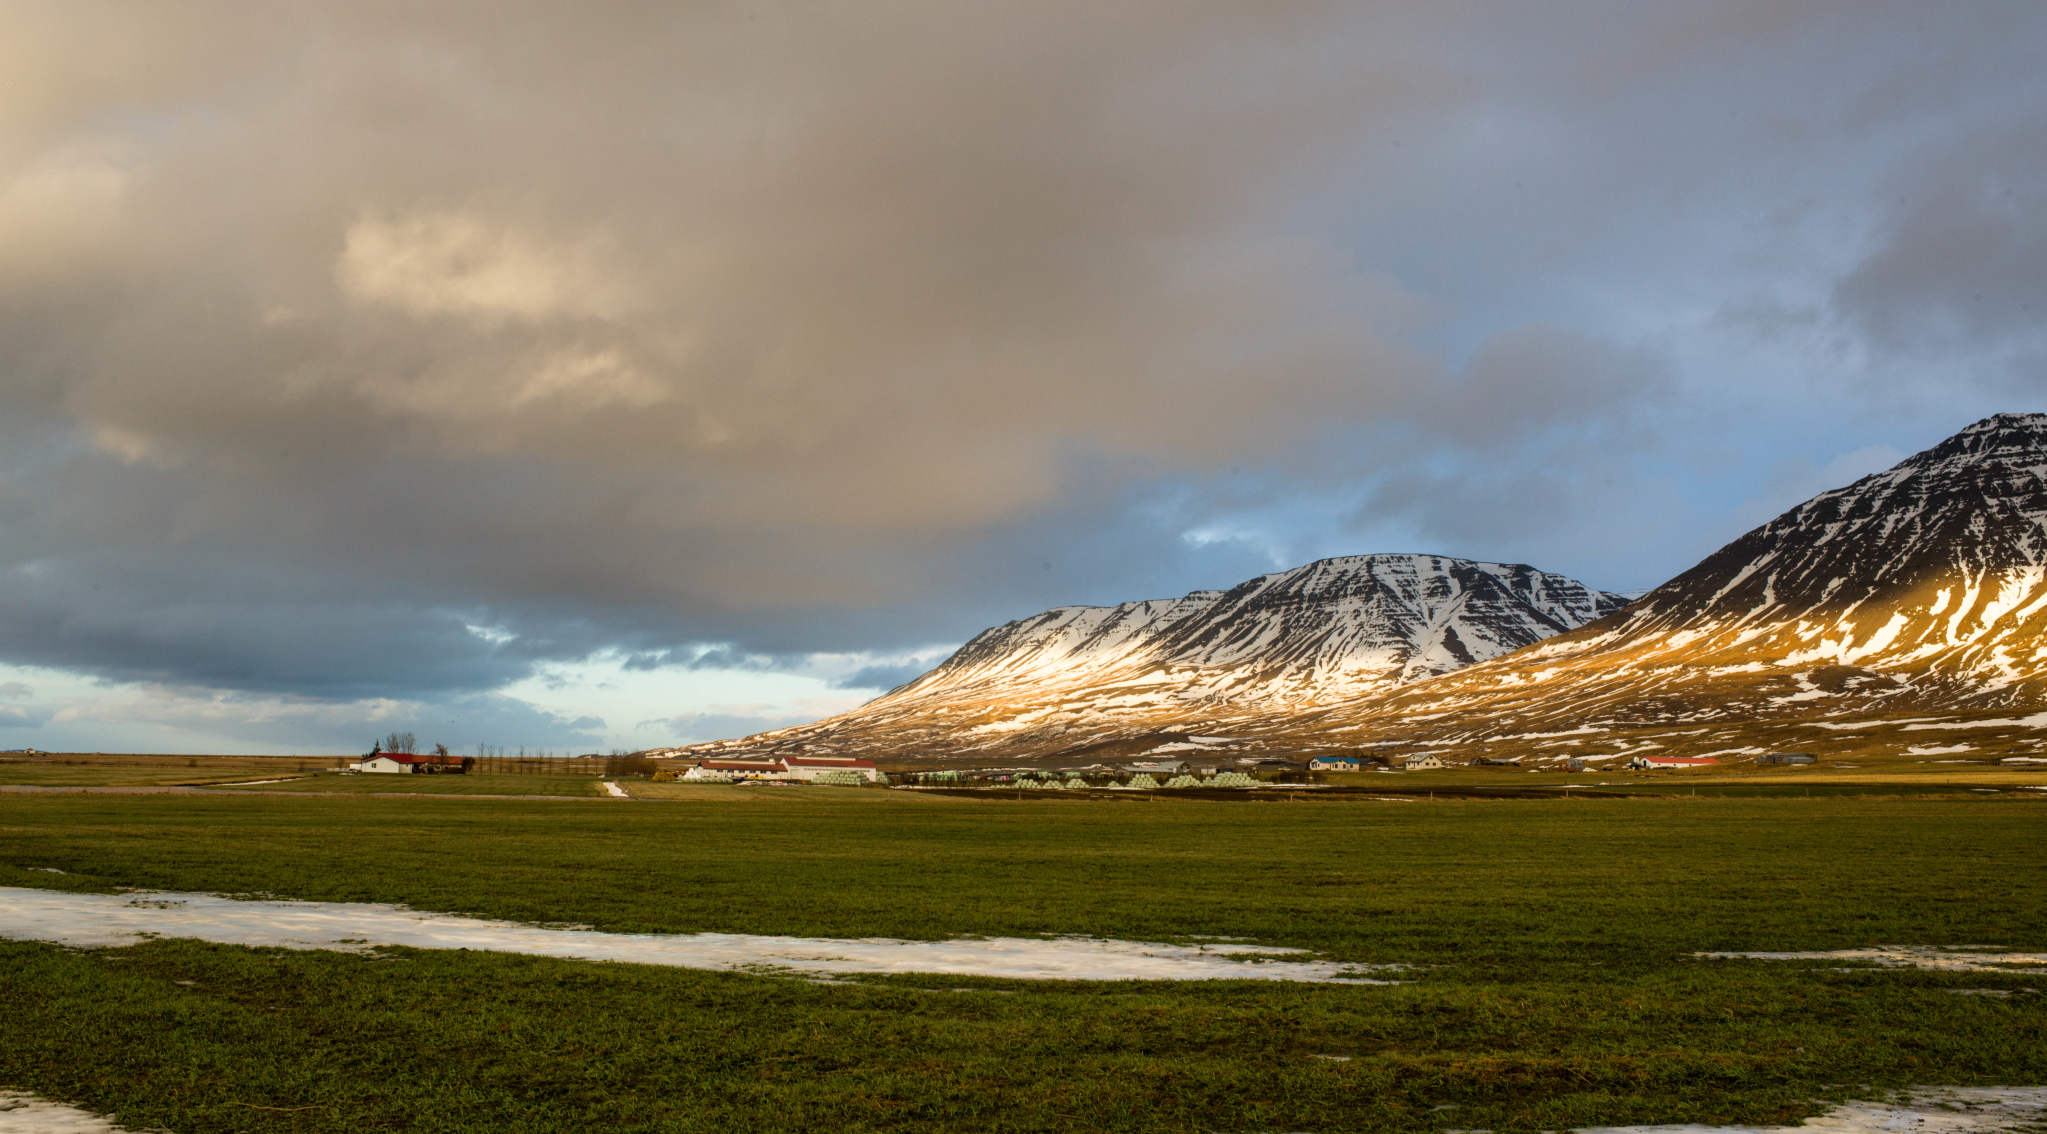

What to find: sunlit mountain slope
left=671, top=554, right=1627, bottom=762
left=1302, top=412, right=2047, bottom=765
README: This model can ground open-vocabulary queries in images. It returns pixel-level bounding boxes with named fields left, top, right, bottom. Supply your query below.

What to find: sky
left=2, top=1, right=2045, bottom=756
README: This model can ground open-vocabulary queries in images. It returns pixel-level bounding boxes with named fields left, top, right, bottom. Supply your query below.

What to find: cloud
left=1424, top=325, right=1677, bottom=449
left=0, top=705, right=48, bottom=729
left=36, top=682, right=605, bottom=755
left=0, top=0, right=2042, bottom=746
left=831, top=661, right=939, bottom=694
left=642, top=707, right=852, bottom=747
left=337, top=213, right=634, bottom=325
left=1834, top=122, right=2047, bottom=358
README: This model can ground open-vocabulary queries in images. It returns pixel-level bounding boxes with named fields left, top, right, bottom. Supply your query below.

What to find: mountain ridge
left=670, top=552, right=1628, bottom=763
left=1283, top=412, right=2047, bottom=764
left=666, top=413, right=2047, bottom=770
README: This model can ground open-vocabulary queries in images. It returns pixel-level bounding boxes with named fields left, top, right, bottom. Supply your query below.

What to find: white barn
left=358, top=754, right=417, bottom=774
left=782, top=757, right=880, bottom=783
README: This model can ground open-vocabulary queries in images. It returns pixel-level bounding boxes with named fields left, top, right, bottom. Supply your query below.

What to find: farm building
left=1307, top=755, right=1361, bottom=771
left=1390, top=754, right=1444, bottom=770
left=357, top=753, right=465, bottom=774
left=782, top=756, right=881, bottom=783
left=1627, top=755, right=1722, bottom=769
left=1756, top=753, right=1817, bottom=765
left=1124, top=759, right=1190, bottom=775
left=681, top=757, right=880, bottom=783
left=684, top=759, right=786, bottom=781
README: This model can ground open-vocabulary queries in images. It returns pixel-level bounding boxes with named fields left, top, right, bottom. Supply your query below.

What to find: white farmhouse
left=685, top=759, right=787, bottom=781
left=358, top=754, right=424, bottom=773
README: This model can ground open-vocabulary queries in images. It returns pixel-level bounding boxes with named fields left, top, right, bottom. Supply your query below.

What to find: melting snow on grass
left=0, top=1091, right=160, bottom=1134
left=0, top=887, right=1395, bottom=983
left=8, top=1086, right=2047, bottom=1134
left=1577, top=1086, right=2047, bottom=1134
left=1696, top=947, right=2047, bottom=972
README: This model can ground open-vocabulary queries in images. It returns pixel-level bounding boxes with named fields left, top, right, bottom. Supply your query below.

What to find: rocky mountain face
left=670, top=414, right=2047, bottom=770
left=1302, top=413, right=2047, bottom=764
left=673, top=554, right=1628, bottom=763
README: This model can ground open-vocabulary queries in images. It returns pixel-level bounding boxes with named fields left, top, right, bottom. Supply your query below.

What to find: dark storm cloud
left=1835, top=122, right=2047, bottom=357
left=1, top=0, right=2044, bottom=719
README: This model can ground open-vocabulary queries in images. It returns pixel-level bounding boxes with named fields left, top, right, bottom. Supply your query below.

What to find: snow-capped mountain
left=1305, top=413, right=2047, bottom=762
left=675, top=554, right=1628, bottom=762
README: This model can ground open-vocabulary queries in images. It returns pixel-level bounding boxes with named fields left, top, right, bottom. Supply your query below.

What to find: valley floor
left=0, top=787, right=2042, bottom=1133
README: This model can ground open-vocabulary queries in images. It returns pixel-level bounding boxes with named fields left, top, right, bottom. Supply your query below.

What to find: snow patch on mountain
left=676, top=554, right=1626, bottom=761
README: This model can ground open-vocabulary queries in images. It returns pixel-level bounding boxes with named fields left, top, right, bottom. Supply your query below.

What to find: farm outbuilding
left=357, top=753, right=466, bottom=774
left=679, top=757, right=880, bottom=783
left=1627, top=756, right=1722, bottom=769
left=685, top=759, right=785, bottom=781
left=1391, top=754, right=1444, bottom=770
left=782, top=756, right=881, bottom=783
left=1123, top=760, right=1189, bottom=775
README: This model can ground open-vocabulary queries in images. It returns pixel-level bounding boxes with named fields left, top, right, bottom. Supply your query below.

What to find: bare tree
left=384, top=731, right=417, bottom=754
left=605, top=752, right=653, bottom=778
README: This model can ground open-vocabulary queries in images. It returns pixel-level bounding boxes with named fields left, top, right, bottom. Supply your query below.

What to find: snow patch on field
left=1578, top=1086, right=2047, bottom=1134
left=1696, top=947, right=2047, bottom=972
left=0, top=1092, right=161, bottom=1133
left=0, top=887, right=1395, bottom=984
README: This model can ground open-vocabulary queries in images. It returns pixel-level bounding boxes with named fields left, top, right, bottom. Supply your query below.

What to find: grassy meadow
left=218, top=771, right=612, bottom=797
left=0, top=763, right=323, bottom=788
left=0, top=789, right=2043, bottom=1132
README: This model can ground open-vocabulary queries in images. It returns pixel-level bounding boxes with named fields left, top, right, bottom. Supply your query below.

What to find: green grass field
left=0, top=764, right=323, bottom=788
left=215, top=771, right=610, bottom=797
left=1, top=791, right=2043, bottom=1133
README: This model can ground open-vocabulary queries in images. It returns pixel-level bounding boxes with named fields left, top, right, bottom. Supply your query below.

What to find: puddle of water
left=0, top=1091, right=164, bottom=1133
left=1578, top=1086, right=2047, bottom=1134
left=0, top=886, right=1394, bottom=983
left=1696, top=947, right=2047, bottom=972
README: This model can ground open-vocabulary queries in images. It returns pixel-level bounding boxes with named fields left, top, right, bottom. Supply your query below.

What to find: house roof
left=782, top=757, right=876, bottom=768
